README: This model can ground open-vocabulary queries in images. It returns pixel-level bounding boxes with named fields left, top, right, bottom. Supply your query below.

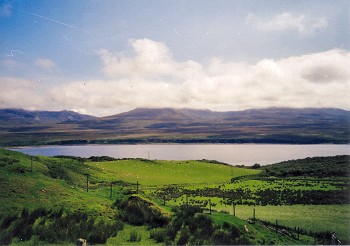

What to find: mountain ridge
left=0, top=107, right=349, bottom=146
left=0, top=108, right=96, bottom=125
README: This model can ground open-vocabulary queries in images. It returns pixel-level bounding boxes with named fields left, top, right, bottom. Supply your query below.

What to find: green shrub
left=1, top=215, right=17, bottom=229
left=129, top=230, right=141, bottom=242
left=0, top=207, right=122, bottom=245
left=177, top=228, right=190, bottom=245
left=150, top=228, right=167, bottom=243
left=118, top=196, right=169, bottom=227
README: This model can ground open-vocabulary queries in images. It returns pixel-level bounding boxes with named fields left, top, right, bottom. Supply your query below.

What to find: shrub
left=1, top=215, right=17, bottom=229
left=150, top=228, right=167, bottom=243
left=212, top=229, right=234, bottom=245
left=176, top=228, right=189, bottom=245
left=0, top=207, right=121, bottom=245
left=129, top=230, right=141, bottom=242
left=119, top=196, right=169, bottom=227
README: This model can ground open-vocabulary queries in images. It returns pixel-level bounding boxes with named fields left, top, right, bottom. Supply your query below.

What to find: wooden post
left=253, top=208, right=256, bottom=220
left=110, top=182, right=113, bottom=198
left=275, top=220, right=278, bottom=233
left=209, top=199, right=212, bottom=214
left=233, top=203, right=236, bottom=216
left=136, top=181, right=139, bottom=194
left=297, top=227, right=300, bottom=240
left=163, top=195, right=166, bottom=206
left=186, top=194, right=188, bottom=206
left=85, top=174, right=89, bottom=192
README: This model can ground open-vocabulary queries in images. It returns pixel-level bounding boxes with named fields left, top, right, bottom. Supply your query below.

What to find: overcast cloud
left=1, top=39, right=348, bottom=116
left=246, top=12, right=328, bottom=36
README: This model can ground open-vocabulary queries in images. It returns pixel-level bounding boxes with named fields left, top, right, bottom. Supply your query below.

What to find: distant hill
left=0, top=108, right=96, bottom=125
left=102, top=107, right=349, bottom=124
left=261, top=155, right=350, bottom=178
left=0, top=107, right=349, bottom=146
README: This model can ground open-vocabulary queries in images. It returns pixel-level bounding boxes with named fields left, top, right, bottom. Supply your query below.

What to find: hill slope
left=0, top=107, right=349, bottom=145
left=0, top=108, right=95, bottom=125
left=0, top=148, right=327, bottom=245
left=262, top=155, right=350, bottom=177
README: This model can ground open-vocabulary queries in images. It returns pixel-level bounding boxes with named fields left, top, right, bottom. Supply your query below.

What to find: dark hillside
left=0, top=108, right=95, bottom=125
left=262, top=155, right=350, bottom=178
left=0, top=107, right=349, bottom=145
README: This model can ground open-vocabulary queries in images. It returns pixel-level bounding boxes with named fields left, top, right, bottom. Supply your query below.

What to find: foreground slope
left=0, top=148, right=334, bottom=245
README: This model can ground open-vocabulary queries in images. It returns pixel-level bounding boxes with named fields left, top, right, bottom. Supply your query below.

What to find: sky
left=0, top=0, right=349, bottom=116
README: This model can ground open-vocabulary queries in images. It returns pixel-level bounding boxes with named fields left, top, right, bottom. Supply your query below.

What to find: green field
left=229, top=205, right=350, bottom=241
left=1, top=148, right=349, bottom=245
left=88, top=159, right=260, bottom=186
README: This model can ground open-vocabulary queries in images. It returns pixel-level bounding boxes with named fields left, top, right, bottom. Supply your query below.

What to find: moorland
left=0, top=107, right=349, bottom=146
left=0, top=148, right=349, bottom=245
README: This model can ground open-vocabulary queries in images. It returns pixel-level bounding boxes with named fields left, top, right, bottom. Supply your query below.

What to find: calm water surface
left=12, top=144, right=350, bottom=166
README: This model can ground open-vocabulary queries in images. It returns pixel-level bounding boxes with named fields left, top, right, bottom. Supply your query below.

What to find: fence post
left=297, top=227, right=300, bottom=240
left=136, top=180, right=139, bottom=194
left=253, top=208, right=256, bottom=220
left=275, top=220, right=278, bottom=233
left=110, top=182, right=113, bottom=198
left=233, top=203, right=236, bottom=216
left=85, top=174, right=89, bottom=192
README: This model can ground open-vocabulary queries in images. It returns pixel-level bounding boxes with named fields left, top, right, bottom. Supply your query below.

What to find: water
left=11, top=144, right=350, bottom=166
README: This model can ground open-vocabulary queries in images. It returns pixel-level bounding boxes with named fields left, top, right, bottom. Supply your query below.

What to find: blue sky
left=0, top=0, right=349, bottom=116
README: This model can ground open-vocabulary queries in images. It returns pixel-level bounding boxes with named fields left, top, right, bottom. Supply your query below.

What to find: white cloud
left=0, top=77, right=45, bottom=109
left=98, top=38, right=203, bottom=81
left=1, top=39, right=349, bottom=116
left=246, top=12, right=328, bottom=36
left=35, top=58, right=56, bottom=70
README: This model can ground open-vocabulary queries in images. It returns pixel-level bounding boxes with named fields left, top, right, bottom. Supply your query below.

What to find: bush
left=129, top=230, right=141, bottom=242
left=0, top=207, right=122, bottom=245
left=1, top=215, right=17, bottom=229
left=176, top=228, right=189, bottom=245
left=118, top=196, right=169, bottom=227
left=150, top=228, right=167, bottom=243
left=212, top=229, right=234, bottom=245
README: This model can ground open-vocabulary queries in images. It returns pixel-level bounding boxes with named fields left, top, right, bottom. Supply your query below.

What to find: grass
left=214, top=204, right=350, bottom=242
left=107, top=224, right=160, bottom=245
left=164, top=195, right=350, bottom=241
left=1, top=148, right=349, bottom=245
left=87, top=159, right=260, bottom=186
left=0, top=148, right=117, bottom=219
left=209, top=212, right=314, bottom=245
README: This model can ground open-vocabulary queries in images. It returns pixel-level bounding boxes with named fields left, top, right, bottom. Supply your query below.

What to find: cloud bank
left=246, top=12, right=328, bottom=36
left=0, top=39, right=349, bottom=116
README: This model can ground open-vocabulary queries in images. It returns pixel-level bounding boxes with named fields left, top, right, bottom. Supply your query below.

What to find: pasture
left=1, top=148, right=349, bottom=244
left=88, top=159, right=260, bottom=186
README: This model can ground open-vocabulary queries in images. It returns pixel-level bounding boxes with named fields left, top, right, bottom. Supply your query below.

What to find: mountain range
left=0, top=107, right=349, bottom=146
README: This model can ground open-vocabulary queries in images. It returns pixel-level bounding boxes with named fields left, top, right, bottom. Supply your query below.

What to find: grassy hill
left=0, top=148, right=349, bottom=245
left=89, top=159, right=259, bottom=186
left=261, top=155, right=350, bottom=177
